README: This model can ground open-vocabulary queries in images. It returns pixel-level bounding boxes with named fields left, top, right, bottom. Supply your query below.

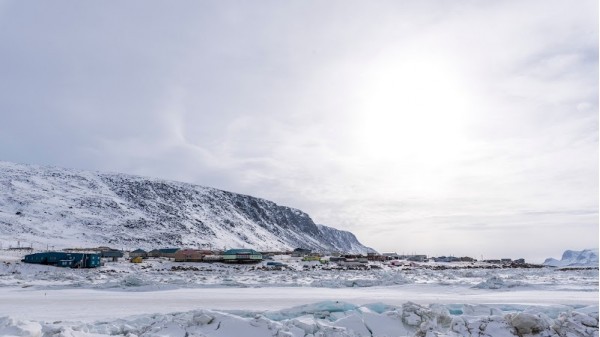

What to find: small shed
left=130, top=256, right=143, bottom=263
left=223, top=249, right=262, bottom=263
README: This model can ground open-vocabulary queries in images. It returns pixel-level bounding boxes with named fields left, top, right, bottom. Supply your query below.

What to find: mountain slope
left=543, top=249, right=599, bottom=267
left=0, top=161, right=374, bottom=253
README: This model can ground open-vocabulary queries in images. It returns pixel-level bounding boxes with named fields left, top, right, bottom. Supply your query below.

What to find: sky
left=0, top=1, right=597, bottom=262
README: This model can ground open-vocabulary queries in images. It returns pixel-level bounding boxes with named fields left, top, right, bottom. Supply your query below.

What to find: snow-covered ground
left=0, top=250, right=598, bottom=336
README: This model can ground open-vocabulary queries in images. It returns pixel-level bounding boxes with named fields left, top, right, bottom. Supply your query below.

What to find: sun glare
left=356, top=56, right=471, bottom=166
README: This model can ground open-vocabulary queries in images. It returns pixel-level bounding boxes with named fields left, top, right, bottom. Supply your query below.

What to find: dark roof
left=25, top=252, right=100, bottom=259
left=223, top=249, right=261, bottom=255
left=131, top=249, right=147, bottom=253
left=100, top=251, right=124, bottom=257
left=158, top=248, right=180, bottom=254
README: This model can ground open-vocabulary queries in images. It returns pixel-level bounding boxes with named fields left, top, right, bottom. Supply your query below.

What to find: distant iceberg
left=543, top=249, right=599, bottom=267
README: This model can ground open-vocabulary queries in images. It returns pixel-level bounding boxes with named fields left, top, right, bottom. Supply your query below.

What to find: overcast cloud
left=0, top=0, right=597, bottom=262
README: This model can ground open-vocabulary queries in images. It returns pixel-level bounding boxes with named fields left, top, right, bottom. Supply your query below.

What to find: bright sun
left=355, top=55, right=472, bottom=167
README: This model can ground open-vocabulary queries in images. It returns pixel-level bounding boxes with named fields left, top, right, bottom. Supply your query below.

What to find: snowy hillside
left=544, top=249, right=599, bottom=267
left=0, top=161, right=374, bottom=253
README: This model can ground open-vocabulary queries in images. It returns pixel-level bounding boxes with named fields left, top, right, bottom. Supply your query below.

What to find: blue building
left=23, top=252, right=101, bottom=268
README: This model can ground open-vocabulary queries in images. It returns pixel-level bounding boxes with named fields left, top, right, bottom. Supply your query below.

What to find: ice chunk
left=508, top=312, right=550, bottom=335
left=0, top=317, right=42, bottom=337
left=462, top=304, right=500, bottom=316
left=290, top=315, right=317, bottom=334
left=265, top=301, right=358, bottom=321
left=333, top=313, right=371, bottom=336
left=192, top=313, right=214, bottom=325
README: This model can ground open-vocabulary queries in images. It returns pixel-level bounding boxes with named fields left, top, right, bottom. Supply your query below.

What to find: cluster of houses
left=20, top=245, right=526, bottom=269
left=129, top=248, right=263, bottom=264
left=22, top=247, right=265, bottom=268
left=381, top=253, right=526, bottom=265
left=21, top=246, right=379, bottom=269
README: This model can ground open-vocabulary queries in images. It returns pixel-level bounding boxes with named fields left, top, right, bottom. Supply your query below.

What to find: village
left=12, top=244, right=538, bottom=270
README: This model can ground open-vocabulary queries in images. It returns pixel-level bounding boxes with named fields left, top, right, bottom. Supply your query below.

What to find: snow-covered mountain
left=543, top=249, right=599, bottom=267
left=0, top=161, right=374, bottom=254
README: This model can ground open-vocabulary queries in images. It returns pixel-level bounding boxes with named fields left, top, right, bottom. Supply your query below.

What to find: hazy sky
left=0, top=1, right=597, bottom=262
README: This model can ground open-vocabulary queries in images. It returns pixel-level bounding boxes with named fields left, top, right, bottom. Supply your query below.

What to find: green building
left=222, top=249, right=262, bottom=263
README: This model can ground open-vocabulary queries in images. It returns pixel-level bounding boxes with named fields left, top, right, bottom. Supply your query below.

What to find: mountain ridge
left=0, top=161, right=375, bottom=254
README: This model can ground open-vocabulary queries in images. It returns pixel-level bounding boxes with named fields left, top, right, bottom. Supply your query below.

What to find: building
left=174, top=249, right=206, bottom=262
left=129, top=249, right=148, bottom=258
left=222, top=249, right=262, bottom=263
left=23, top=252, right=101, bottom=268
left=382, top=253, right=400, bottom=260
left=406, top=255, right=428, bottom=262
left=98, top=249, right=124, bottom=262
left=291, top=248, right=311, bottom=257
left=302, top=254, right=321, bottom=262
left=149, top=248, right=180, bottom=258
left=338, top=260, right=369, bottom=269
left=434, top=256, right=461, bottom=263
left=366, top=253, right=387, bottom=262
